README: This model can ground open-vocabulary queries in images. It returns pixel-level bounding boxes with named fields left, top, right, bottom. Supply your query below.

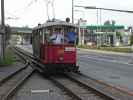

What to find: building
left=11, top=27, right=32, bottom=45
left=80, top=25, right=125, bottom=46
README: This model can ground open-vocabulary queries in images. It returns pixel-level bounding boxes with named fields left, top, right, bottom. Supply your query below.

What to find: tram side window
left=46, top=29, right=51, bottom=43
left=39, top=29, right=43, bottom=44
left=42, top=29, right=47, bottom=44
left=41, top=29, right=51, bottom=44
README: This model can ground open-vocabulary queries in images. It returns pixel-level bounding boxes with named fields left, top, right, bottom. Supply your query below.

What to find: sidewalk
left=0, top=62, right=26, bottom=83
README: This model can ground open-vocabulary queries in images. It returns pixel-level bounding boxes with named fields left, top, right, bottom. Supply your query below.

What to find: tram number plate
left=65, top=47, right=75, bottom=51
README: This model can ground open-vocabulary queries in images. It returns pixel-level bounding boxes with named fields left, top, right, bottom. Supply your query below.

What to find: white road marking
left=31, top=89, right=51, bottom=93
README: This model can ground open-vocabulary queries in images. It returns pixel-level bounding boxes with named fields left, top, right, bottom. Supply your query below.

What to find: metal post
left=100, top=9, right=102, bottom=31
left=82, top=28, right=85, bottom=45
left=72, top=0, right=74, bottom=23
left=0, top=0, right=5, bottom=62
left=96, top=9, right=99, bottom=47
left=97, top=9, right=98, bottom=31
left=1, top=0, right=5, bottom=26
left=78, top=19, right=81, bottom=45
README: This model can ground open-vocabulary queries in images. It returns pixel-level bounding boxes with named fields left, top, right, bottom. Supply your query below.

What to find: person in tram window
left=50, top=29, right=64, bottom=44
left=67, top=28, right=76, bottom=44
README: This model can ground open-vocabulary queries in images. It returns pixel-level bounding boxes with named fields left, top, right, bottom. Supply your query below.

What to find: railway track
left=0, top=63, right=34, bottom=100
left=12, top=47, right=45, bottom=72
left=12, top=46, right=133, bottom=100
left=49, top=74, right=112, bottom=100
left=11, top=72, right=74, bottom=100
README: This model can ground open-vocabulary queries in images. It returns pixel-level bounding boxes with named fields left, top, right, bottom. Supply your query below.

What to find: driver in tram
left=50, top=29, right=64, bottom=44
left=67, top=28, right=76, bottom=44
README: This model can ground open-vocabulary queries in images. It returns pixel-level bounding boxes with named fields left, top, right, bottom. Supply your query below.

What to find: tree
left=104, top=20, right=111, bottom=25
left=104, top=20, right=116, bottom=26
left=111, top=20, right=116, bottom=26
left=116, top=32, right=123, bottom=42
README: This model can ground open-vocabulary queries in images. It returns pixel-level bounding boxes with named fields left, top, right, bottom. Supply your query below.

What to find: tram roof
left=33, top=21, right=78, bottom=30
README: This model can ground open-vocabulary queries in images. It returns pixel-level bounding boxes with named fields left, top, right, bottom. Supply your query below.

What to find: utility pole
left=0, top=0, right=5, bottom=62
left=72, top=0, right=74, bottom=23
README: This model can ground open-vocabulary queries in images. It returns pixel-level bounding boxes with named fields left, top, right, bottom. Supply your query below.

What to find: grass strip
left=0, top=48, right=15, bottom=66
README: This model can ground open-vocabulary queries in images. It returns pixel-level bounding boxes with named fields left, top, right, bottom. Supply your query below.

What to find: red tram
left=32, top=20, right=79, bottom=72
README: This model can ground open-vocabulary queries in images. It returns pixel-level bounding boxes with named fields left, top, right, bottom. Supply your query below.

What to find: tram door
left=42, top=28, right=55, bottom=63
left=32, top=30, right=41, bottom=58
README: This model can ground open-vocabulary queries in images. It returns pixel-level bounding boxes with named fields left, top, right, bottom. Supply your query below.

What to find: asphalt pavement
left=78, top=48, right=133, bottom=64
left=78, top=49, right=133, bottom=93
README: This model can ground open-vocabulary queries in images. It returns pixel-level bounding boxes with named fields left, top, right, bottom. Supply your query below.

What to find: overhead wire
left=51, top=0, right=55, bottom=19
left=43, top=0, right=56, bottom=20
left=45, top=0, right=50, bottom=20
left=5, top=0, right=39, bottom=25
left=12, top=0, right=38, bottom=15
left=6, top=0, right=56, bottom=23
left=5, top=11, right=20, bottom=20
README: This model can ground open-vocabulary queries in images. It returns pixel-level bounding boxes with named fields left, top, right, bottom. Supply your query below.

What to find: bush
left=99, top=47, right=132, bottom=53
left=130, top=34, right=133, bottom=45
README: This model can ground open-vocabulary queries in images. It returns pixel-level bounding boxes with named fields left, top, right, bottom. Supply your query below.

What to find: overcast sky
left=1, top=0, right=133, bottom=27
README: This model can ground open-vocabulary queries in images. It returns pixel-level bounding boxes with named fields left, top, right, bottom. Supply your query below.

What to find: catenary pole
left=0, top=0, right=5, bottom=62
left=72, top=0, right=74, bottom=23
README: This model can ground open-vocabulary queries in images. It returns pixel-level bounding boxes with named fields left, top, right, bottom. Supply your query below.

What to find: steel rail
left=67, top=72, right=133, bottom=100
left=64, top=73, right=114, bottom=100
left=0, top=62, right=29, bottom=86
left=48, top=74, right=113, bottom=100
left=13, top=47, right=46, bottom=72
left=2, top=68, right=35, bottom=100
left=13, top=47, right=111, bottom=99
left=11, top=47, right=28, bottom=64
left=49, top=76, right=82, bottom=100
left=12, top=46, right=133, bottom=100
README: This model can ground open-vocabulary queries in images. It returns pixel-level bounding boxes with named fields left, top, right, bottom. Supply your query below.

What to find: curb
left=78, top=48, right=132, bottom=57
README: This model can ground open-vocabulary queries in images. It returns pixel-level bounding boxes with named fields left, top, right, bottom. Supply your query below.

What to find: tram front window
left=48, top=28, right=77, bottom=45
left=50, top=29, right=64, bottom=44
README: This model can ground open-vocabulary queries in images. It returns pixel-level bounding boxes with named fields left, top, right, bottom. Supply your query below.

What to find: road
left=78, top=49, right=133, bottom=92
left=78, top=48, right=133, bottom=64
left=17, top=45, right=133, bottom=93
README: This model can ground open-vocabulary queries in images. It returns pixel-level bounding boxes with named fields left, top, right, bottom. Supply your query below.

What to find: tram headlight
left=59, top=56, right=64, bottom=61
left=58, top=49, right=64, bottom=61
